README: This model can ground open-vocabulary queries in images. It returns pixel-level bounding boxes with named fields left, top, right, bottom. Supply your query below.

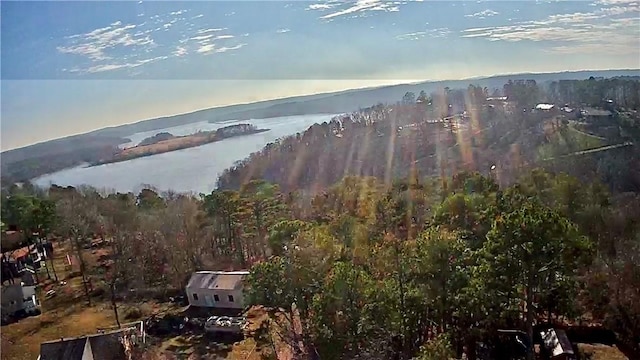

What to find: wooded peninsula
left=90, top=124, right=269, bottom=167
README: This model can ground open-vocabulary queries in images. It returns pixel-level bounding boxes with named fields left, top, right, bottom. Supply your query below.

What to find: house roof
left=1, top=284, right=25, bottom=304
left=186, top=271, right=249, bottom=291
left=40, top=330, right=130, bottom=360
left=535, top=104, right=555, bottom=110
left=582, top=108, right=612, bottom=117
left=39, top=338, right=87, bottom=360
left=88, top=333, right=128, bottom=360
left=12, top=246, right=32, bottom=260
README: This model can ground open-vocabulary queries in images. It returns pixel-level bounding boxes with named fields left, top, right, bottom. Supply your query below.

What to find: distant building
left=561, top=106, right=577, bottom=120
left=1, top=241, right=52, bottom=275
left=19, top=267, right=37, bottom=286
left=535, top=103, right=556, bottom=111
left=38, top=323, right=145, bottom=360
left=581, top=107, right=613, bottom=125
left=185, top=271, right=249, bottom=309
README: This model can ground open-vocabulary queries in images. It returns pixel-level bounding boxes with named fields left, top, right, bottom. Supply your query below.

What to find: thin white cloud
left=67, top=56, right=168, bottom=74
left=190, top=34, right=234, bottom=43
left=215, top=43, right=246, bottom=53
left=465, top=9, right=499, bottom=18
left=192, top=14, right=204, bottom=19
left=197, top=44, right=216, bottom=54
left=461, top=3, right=640, bottom=55
left=190, top=34, right=214, bottom=41
left=307, top=3, right=338, bottom=10
left=225, top=11, right=236, bottom=16
left=309, top=0, right=405, bottom=20
left=197, top=42, right=246, bottom=55
left=58, top=22, right=153, bottom=61
left=133, top=29, right=154, bottom=37
left=396, top=28, right=451, bottom=40
left=276, top=28, right=291, bottom=33
left=162, top=17, right=180, bottom=30
left=601, top=5, right=640, bottom=15
left=540, top=12, right=603, bottom=24
left=197, top=28, right=226, bottom=34
left=58, top=7, right=246, bottom=73
left=173, top=46, right=188, bottom=57
left=595, top=0, right=637, bottom=4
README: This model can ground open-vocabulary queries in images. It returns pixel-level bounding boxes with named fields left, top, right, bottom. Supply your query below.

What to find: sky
left=2, top=0, right=639, bottom=151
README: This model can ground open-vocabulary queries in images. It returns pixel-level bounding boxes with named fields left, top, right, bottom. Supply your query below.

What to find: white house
left=185, top=271, right=249, bottom=309
left=535, top=103, right=556, bottom=111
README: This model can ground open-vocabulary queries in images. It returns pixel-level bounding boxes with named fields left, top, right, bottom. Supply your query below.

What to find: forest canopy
left=2, top=168, right=639, bottom=359
left=2, top=77, right=639, bottom=359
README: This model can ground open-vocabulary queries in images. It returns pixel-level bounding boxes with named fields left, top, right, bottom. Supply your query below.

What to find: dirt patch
left=1, top=304, right=116, bottom=360
left=577, top=343, right=629, bottom=360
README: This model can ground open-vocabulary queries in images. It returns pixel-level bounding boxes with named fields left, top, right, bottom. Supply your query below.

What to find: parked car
left=204, top=316, right=247, bottom=334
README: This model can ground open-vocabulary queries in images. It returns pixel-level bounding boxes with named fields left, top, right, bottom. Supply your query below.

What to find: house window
left=228, top=295, right=234, bottom=303
left=214, top=294, right=220, bottom=302
left=192, top=293, right=199, bottom=301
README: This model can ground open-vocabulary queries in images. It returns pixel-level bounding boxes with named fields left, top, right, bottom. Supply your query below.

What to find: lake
left=33, top=114, right=339, bottom=195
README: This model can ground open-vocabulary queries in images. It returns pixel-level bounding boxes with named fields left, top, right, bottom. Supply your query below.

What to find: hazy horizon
left=3, top=0, right=639, bottom=151
left=4, top=68, right=640, bottom=152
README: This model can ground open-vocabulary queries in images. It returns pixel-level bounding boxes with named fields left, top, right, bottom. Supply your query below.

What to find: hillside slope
left=217, top=77, right=640, bottom=194
left=2, top=69, right=638, bottom=184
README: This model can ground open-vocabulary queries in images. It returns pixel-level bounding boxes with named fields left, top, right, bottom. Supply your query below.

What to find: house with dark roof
left=581, top=107, right=613, bottom=125
left=1, top=283, right=40, bottom=322
left=38, top=324, right=144, bottom=360
left=1, top=239, right=53, bottom=275
left=185, top=271, right=249, bottom=309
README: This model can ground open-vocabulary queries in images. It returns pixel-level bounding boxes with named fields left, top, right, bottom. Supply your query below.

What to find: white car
left=204, top=316, right=247, bottom=334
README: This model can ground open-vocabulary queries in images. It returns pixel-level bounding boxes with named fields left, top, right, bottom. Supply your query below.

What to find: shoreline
left=89, top=128, right=270, bottom=167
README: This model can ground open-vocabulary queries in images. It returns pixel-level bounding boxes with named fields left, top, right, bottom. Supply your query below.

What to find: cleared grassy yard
left=538, top=124, right=606, bottom=160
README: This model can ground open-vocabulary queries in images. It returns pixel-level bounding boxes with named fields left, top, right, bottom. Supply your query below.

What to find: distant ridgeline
left=90, top=124, right=268, bottom=167
left=217, top=77, right=640, bottom=194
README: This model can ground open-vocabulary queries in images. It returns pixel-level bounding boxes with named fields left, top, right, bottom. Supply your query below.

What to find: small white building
left=185, top=271, right=249, bottom=309
left=535, top=103, right=556, bottom=111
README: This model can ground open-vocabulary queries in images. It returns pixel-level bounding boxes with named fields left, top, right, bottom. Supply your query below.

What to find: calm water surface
left=33, top=114, right=338, bottom=194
